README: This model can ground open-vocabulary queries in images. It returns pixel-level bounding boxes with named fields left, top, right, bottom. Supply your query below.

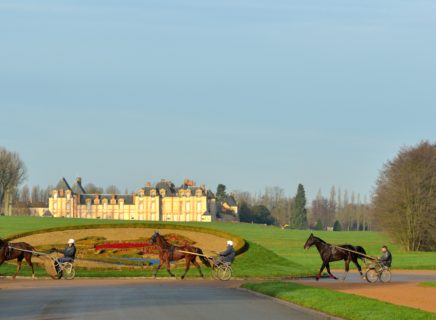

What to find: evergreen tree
left=216, top=184, right=227, bottom=202
left=333, top=220, right=342, bottom=231
left=291, top=184, right=308, bottom=229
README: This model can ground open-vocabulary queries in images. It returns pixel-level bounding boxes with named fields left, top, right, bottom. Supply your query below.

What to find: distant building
left=45, top=177, right=216, bottom=222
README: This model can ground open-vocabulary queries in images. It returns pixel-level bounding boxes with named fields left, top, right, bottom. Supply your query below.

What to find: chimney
left=76, top=177, right=82, bottom=185
left=146, top=182, right=151, bottom=187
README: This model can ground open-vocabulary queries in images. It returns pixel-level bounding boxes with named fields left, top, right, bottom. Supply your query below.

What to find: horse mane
left=312, top=235, right=327, bottom=244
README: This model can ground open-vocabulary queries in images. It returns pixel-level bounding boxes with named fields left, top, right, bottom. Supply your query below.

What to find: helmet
left=68, top=239, right=75, bottom=244
left=227, top=240, right=233, bottom=246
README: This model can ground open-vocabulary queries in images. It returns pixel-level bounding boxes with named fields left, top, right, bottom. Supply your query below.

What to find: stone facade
left=47, top=178, right=213, bottom=222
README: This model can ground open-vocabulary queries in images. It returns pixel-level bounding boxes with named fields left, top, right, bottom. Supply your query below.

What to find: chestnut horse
left=149, top=231, right=211, bottom=279
left=0, top=238, right=36, bottom=279
left=304, top=233, right=366, bottom=280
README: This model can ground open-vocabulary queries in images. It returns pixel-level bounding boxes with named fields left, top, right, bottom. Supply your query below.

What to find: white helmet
left=227, top=240, right=233, bottom=246
left=68, top=239, right=75, bottom=244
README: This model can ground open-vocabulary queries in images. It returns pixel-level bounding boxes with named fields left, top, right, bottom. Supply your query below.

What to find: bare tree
left=105, top=185, right=120, bottom=194
left=0, top=147, right=26, bottom=215
left=19, top=184, right=30, bottom=203
left=85, top=183, right=104, bottom=194
left=373, top=141, right=436, bottom=251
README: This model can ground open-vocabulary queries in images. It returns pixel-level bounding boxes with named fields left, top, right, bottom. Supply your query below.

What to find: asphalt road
left=0, top=279, right=329, bottom=320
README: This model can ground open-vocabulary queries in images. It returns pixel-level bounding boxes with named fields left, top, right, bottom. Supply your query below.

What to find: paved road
left=0, top=279, right=329, bottom=320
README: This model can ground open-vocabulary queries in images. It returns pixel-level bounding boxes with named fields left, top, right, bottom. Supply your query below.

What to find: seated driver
left=55, top=239, right=77, bottom=263
left=216, top=240, right=235, bottom=265
left=378, top=245, right=392, bottom=268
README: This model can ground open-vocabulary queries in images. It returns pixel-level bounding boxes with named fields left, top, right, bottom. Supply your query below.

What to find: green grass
left=421, top=281, right=436, bottom=288
left=242, top=282, right=436, bottom=320
left=1, top=216, right=435, bottom=279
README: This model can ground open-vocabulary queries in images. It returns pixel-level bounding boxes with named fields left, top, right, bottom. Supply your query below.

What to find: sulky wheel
left=365, top=269, right=379, bottom=283
left=216, top=265, right=232, bottom=281
left=379, top=269, right=391, bottom=283
left=62, top=263, right=76, bottom=280
left=212, top=265, right=220, bottom=280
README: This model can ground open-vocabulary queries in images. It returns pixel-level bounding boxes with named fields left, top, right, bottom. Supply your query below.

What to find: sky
left=1, top=0, right=435, bottom=202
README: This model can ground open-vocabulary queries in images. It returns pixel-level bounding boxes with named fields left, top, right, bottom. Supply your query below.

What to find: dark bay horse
left=304, top=233, right=366, bottom=280
left=150, top=231, right=211, bottom=279
left=0, top=238, right=36, bottom=279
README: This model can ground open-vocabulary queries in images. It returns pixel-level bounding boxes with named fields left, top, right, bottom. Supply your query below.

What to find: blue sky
left=1, top=0, right=435, bottom=201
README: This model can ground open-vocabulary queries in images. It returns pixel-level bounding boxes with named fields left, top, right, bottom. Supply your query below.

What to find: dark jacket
left=219, top=245, right=235, bottom=263
left=64, top=245, right=76, bottom=260
left=379, top=250, right=392, bottom=267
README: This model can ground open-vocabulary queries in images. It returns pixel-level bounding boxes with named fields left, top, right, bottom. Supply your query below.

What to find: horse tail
left=196, top=248, right=211, bottom=267
left=354, top=246, right=366, bottom=260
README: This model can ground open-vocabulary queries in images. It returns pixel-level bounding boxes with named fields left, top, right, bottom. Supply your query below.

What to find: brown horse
left=0, top=238, right=36, bottom=279
left=149, top=231, right=211, bottom=279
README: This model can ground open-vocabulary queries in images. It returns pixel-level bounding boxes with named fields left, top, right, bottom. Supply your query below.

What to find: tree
left=373, top=141, right=436, bottom=251
left=314, top=219, right=323, bottom=230
left=85, top=183, right=103, bottom=194
left=311, top=189, right=329, bottom=228
left=291, top=184, right=308, bottom=229
left=251, top=205, right=275, bottom=225
left=333, top=220, right=342, bottom=231
left=238, top=202, right=253, bottom=223
left=0, top=147, right=26, bottom=215
left=216, top=184, right=227, bottom=202
left=105, top=185, right=120, bottom=194
left=19, top=185, right=30, bottom=203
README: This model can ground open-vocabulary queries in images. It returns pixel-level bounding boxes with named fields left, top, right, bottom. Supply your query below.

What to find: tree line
left=233, top=184, right=371, bottom=231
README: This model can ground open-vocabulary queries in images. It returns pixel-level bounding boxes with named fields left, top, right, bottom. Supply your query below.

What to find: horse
left=149, top=231, right=211, bottom=279
left=0, top=238, right=36, bottom=279
left=303, top=233, right=366, bottom=281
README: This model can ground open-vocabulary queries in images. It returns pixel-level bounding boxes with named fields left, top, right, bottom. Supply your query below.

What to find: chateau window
left=196, top=201, right=201, bottom=213
left=186, top=202, right=191, bottom=212
left=139, top=202, right=144, bottom=212
left=66, top=202, right=71, bottom=211
left=86, top=200, right=92, bottom=213
left=103, top=200, right=108, bottom=211
left=151, top=201, right=156, bottom=213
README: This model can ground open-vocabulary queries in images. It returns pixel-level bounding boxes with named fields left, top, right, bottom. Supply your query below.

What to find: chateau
left=46, top=178, right=237, bottom=222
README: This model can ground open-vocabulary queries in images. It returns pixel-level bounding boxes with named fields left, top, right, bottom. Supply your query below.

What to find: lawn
left=1, top=216, right=435, bottom=279
left=421, top=281, right=436, bottom=288
left=242, top=282, right=436, bottom=320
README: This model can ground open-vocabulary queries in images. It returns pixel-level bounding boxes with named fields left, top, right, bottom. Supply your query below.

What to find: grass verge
left=420, top=281, right=436, bottom=288
left=242, top=281, right=436, bottom=320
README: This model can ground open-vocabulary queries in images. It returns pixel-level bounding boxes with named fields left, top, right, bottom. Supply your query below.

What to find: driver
left=57, top=239, right=77, bottom=263
left=216, top=240, right=235, bottom=265
left=378, top=245, right=392, bottom=268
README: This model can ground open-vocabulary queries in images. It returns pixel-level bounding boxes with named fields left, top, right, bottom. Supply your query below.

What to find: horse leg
left=342, top=259, right=350, bottom=281
left=153, top=261, right=163, bottom=278
left=166, top=260, right=175, bottom=277
left=13, top=258, right=23, bottom=279
left=326, top=263, right=337, bottom=280
left=316, top=262, right=327, bottom=281
left=352, top=258, right=364, bottom=279
left=192, top=258, right=204, bottom=278
left=25, top=254, right=35, bottom=279
left=181, top=258, right=192, bottom=280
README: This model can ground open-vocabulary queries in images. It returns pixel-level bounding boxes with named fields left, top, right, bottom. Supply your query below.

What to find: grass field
left=1, top=216, right=435, bottom=279
left=242, top=282, right=436, bottom=320
left=421, top=281, right=436, bottom=287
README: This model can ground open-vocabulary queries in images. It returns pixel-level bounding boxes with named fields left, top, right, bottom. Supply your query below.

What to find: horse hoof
left=315, top=277, right=320, bottom=281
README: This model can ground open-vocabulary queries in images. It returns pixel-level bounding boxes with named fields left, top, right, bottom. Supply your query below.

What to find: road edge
left=237, top=287, right=344, bottom=320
